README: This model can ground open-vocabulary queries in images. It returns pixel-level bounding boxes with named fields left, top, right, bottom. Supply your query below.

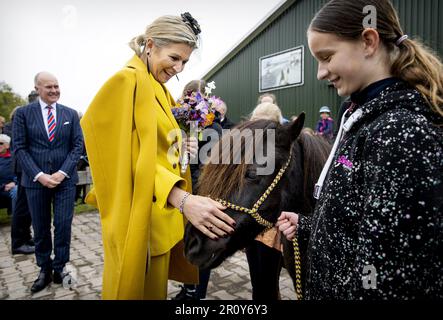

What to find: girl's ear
left=361, top=28, right=380, bottom=57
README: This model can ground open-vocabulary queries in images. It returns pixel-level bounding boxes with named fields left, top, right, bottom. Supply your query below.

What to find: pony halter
left=212, top=148, right=293, bottom=229
left=211, top=147, right=304, bottom=300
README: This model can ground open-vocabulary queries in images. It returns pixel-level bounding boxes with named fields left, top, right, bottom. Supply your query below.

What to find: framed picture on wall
left=259, top=46, right=304, bottom=92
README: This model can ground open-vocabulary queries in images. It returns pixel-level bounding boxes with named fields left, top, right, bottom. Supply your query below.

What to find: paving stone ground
left=0, top=211, right=295, bottom=300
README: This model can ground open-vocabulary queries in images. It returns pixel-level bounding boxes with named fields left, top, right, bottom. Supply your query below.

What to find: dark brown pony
left=184, top=114, right=331, bottom=291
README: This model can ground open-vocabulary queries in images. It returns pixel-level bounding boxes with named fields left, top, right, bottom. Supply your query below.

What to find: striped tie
left=47, top=106, right=56, bottom=142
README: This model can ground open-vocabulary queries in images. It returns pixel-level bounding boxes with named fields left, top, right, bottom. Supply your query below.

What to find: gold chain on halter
left=210, top=148, right=303, bottom=300
left=213, top=148, right=293, bottom=229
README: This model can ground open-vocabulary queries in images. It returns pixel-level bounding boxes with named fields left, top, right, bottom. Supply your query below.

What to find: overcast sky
left=0, top=0, right=283, bottom=113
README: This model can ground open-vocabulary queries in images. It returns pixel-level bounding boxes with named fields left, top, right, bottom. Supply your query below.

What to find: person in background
left=0, top=134, right=17, bottom=217
left=315, top=105, right=334, bottom=143
left=75, top=111, right=89, bottom=204
left=172, top=79, right=223, bottom=301
left=256, top=93, right=289, bottom=123
left=0, top=116, right=5, bottom=134
left=9, top=90, right=39, bottom=255
left=13, top=72, right=84, bottom=293
left=81, top=13, right=235, bottom=300
left=212, top=99, right=235, bottom=130
left=257, top=93, right=277, bottom=105
left=250, top=102, right=283, bottom=123
left=278, top=0, right=443, bottom=299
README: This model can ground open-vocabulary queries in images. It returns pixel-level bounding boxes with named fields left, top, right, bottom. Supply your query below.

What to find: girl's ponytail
left=391, top=38, right=443, bottom=118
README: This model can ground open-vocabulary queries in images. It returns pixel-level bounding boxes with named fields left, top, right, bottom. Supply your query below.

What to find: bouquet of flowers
left=172, top=81, right=218, bottom=173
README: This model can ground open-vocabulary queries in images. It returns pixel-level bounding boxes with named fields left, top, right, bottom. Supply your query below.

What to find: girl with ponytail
left=277, top=0, right=442, bottom=299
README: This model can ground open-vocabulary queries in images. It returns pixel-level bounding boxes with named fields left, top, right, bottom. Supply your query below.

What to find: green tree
left=0, top=82, right=26, bottom=120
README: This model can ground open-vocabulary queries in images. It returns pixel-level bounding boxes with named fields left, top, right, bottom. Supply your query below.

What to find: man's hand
left=37, top=174, right=60, bottom=188
left=51, top=172, right=66, bottom=183
left=4, top=182, right=16, bottom=192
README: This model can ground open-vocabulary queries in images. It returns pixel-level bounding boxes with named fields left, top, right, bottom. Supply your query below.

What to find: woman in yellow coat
left=80, top=13, right=236, bottom=300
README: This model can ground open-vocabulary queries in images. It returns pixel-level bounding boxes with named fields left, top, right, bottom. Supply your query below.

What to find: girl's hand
left=276, top=211, right=299, bottom=241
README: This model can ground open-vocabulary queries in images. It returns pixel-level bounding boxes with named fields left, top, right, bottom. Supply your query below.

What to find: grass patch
left=75, top=203, right=97, bottom=214
left=0, top=208, right=10, bottom=225
left=0, top=202, right=97, bottom=226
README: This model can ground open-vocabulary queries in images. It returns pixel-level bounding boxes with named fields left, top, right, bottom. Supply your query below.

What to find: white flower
left=204, top=81, right=216, bottom=95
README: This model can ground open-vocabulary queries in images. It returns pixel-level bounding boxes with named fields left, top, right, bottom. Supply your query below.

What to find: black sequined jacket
left=298, top=79, right=443, bottom=300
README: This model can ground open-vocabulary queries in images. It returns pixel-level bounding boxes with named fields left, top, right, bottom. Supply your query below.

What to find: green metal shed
left=202, top=0, right=443, bottom=129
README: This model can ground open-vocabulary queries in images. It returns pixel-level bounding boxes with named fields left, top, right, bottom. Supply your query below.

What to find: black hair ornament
left=181, top=12, right=201, bottom=36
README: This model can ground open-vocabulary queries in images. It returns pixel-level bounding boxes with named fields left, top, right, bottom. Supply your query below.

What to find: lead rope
left=293, top=236, right=302, bottom=300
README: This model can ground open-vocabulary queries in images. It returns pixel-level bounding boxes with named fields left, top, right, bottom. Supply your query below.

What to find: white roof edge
left=198, top=0, right=289, bottom=80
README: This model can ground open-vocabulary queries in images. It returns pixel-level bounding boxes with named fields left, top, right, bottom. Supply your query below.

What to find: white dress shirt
left=33, top=98, right=68, bottom=182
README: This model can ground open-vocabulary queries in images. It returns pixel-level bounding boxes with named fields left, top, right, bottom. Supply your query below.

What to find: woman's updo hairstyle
left=129, top=12, right=201, bottom=56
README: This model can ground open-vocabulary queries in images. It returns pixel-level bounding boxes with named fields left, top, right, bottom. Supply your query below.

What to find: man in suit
left=13, top=72, right=83, bottom=293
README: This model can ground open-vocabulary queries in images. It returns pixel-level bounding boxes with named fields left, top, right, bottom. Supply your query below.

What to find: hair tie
left=181, top=12, right=201, bottom=36
left=396, top=34, right=408, bottom=46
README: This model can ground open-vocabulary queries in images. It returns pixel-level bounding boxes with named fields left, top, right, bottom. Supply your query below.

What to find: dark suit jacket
left=12, top=101, right=84, bottom=188
left=220, top=116, right=236, bottom=130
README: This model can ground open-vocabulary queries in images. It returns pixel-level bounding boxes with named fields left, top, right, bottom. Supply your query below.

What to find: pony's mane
left=197, top=119, right=279, bottom=199
left=197, top=119, right=332, bottom=204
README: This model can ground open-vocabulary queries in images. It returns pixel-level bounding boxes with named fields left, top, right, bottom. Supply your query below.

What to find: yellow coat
left=80, top=55, right=198, bottom=300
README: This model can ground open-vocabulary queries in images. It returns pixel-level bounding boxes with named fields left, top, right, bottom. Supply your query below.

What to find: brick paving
left=0, top=211, right=295, bottom=300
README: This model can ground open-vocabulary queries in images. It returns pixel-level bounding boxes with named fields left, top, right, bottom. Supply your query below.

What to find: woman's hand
left=183, top=194, right=236, bottom=240
left=185, top=136, right=198, bottom=160
left=276, top=211, right=299, bottom=241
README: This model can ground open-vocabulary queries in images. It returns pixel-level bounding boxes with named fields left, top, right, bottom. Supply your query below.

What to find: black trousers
left=11, top=172, right=33, bottom=249
left=26, top=184, right=76, bottom=273
left=184, top=268, right=212, bottom=299
left=246, top=240, right=283, bottom=301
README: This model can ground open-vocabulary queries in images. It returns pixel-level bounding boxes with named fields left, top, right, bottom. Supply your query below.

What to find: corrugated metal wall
left=205, top=0, right=442, bottom=129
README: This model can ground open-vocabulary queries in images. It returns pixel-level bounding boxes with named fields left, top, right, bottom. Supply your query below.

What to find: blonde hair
left=310, top=0, right=443, bottom=119
left=129, top=15, right=199, bottom=56
left=250, top=102, right=283, bottom=123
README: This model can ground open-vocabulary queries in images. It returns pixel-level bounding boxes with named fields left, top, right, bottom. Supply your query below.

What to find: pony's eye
left=246, top=169, right=257, bottom=180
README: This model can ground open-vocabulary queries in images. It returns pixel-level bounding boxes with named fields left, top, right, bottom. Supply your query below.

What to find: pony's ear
left=289, top=112, right=305, bottom=141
